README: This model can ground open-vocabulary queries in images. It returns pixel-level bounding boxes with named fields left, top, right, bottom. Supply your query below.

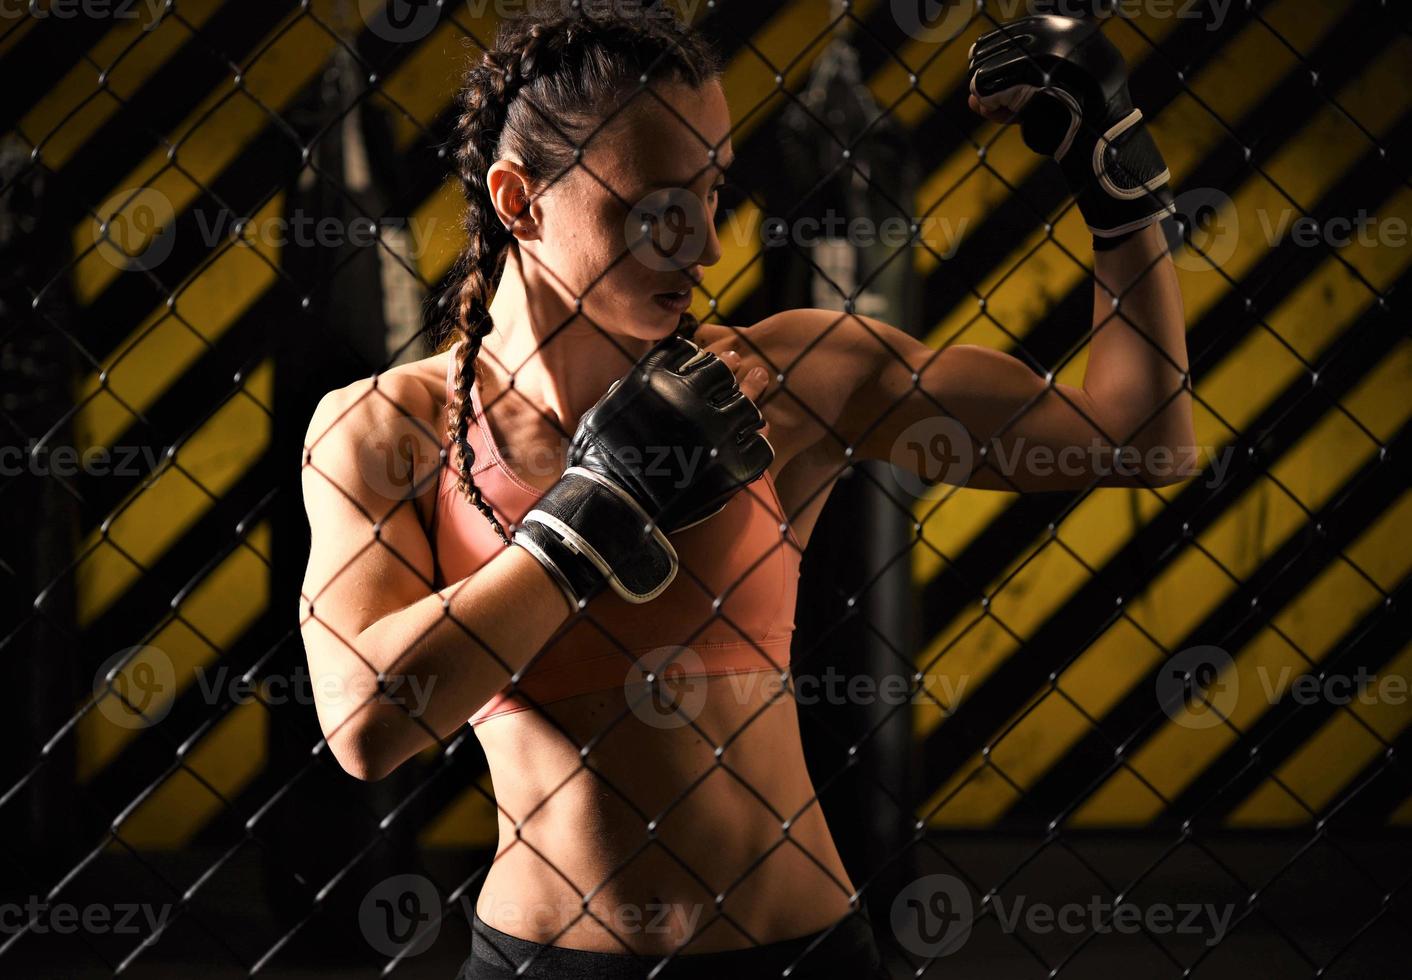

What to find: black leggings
left=456, top=908, right=890, bottom=979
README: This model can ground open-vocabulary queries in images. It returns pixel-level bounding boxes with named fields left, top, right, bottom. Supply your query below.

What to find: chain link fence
left=3, top=0, right=1410, bottom=976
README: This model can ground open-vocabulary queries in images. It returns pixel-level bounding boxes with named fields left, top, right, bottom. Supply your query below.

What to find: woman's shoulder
left=694, top=308, right=874, bottom=383
left=693, top=310, right=875, bottom=464
left=692, top=308, right=855, bottom=357
left=303, top=349, right=452, bottom=457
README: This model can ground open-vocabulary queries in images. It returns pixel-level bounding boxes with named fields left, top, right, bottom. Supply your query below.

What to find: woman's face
left=519, top=79, right=735, bottom=341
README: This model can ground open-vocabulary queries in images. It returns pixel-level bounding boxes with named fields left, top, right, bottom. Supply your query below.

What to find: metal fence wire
left=3, top=0, right=1411, bottom=976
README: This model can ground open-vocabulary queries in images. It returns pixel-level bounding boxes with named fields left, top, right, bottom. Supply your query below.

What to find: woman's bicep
left=298, top=389, right=439, bottom=684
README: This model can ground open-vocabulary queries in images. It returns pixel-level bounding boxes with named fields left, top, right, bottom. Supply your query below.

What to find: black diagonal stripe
left=1000, top=292, right=1409, bottom=826
left=39, top=1, right=292, bottom=206
left=79, top=601, right=286, bottom=845
left=75, top=122, right=305, bottom=363
left=917, top=261, right=1408, bottom=810
left=0, top=13, right=108, bottom=134
left=1322, top=721, right=1412, bottom=827
left=1179, top=566, right=1412, bottom=827
left=77, top=436, right=279, bottom=647
left=71, top=290, right=282, bottom=534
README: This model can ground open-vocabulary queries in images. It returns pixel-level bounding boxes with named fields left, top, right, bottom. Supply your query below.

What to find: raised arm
left=762, top=14, right=1195, bottom=493
left=848, top=219, right=1192, bottom=491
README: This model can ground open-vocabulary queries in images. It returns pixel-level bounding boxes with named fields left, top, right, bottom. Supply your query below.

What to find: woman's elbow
left=320, top=706, right=401, bottom=782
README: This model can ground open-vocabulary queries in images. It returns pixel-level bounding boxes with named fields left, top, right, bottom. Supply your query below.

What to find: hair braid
left=441, top=4, right=721, bottom=545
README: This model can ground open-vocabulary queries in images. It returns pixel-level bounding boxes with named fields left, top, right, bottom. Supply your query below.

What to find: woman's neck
left=479, top=246, right=653, bottom=435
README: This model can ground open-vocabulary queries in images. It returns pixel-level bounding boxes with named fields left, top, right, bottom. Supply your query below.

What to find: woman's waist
left=475, top=835, right=858, bottom=955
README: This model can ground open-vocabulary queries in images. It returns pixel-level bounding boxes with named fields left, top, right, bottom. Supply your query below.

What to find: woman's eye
left=712, top=181, right=744, bottom=210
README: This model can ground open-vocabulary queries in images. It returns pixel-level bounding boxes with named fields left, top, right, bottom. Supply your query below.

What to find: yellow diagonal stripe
left=0, top=10, right=37, bottom=59
left=14, top=0, right=224, bottom=168
left=81, top=523, right=272, bottom=783
left=77, top=359, right=273, bottom=627
left=1227, top=631, right=1412, bottom=826
left=693, top=201, right=765, bottom=322
left=910, top=37, right=1412, bottom=742
left=112, top=697, right=267, bottom=850
left=74, top=192, right=283, bottom=454
left=71, top=0, right=343, bottom=305
left=384, top=20, right=494, bottom=153
left=1075, top=488, right=1412, bottom=825
left=925, top=338, right=1412, bottom=825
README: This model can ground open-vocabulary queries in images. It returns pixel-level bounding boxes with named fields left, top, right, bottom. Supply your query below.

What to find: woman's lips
left=652, top=289, right=692, bottom=314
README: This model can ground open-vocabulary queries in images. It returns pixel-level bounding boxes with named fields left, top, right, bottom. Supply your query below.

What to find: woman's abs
left=471, top=675, right=857, bottom=953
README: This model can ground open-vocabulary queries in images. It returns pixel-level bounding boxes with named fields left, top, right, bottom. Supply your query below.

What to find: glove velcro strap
left=1078, top=108, right=1177, bottom=238
left=1093, top=109, right=1171, bottom=199
left=515, top=467, right=678, bottom=607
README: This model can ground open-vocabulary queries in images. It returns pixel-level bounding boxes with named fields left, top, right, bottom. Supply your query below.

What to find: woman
left=299, top=6, right=1192, bottom=978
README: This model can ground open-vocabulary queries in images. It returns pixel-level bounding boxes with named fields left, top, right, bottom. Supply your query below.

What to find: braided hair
left=439, top=3, right=723, bottom=546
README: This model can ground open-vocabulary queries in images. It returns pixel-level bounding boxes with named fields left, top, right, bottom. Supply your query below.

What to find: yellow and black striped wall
left=6, top=0, right=1408, bottom=879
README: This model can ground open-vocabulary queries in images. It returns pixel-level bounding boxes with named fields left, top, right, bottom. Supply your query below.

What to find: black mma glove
left=513, top=336, right=773, bottom=612
left=968, top=14, right=1175, bottom=246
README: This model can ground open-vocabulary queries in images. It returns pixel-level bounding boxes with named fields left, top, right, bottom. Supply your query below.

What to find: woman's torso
left=405, top=328, right=855, bottom=952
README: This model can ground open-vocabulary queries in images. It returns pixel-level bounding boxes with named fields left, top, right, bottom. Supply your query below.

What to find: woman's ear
left=487, top=159, right=541, bottom=241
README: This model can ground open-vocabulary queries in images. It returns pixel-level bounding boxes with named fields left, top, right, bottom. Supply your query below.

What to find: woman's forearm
left=315, top=545, right=571, bottom=780
left=1085, top=223, right=1195, bottom=454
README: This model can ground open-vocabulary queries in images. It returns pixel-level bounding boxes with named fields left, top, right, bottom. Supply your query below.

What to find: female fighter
left=299, top=6, right=1191, bottom=978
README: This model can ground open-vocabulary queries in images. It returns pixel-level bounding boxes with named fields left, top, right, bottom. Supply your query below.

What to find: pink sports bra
left=429, top=345, right=803, bottom=726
